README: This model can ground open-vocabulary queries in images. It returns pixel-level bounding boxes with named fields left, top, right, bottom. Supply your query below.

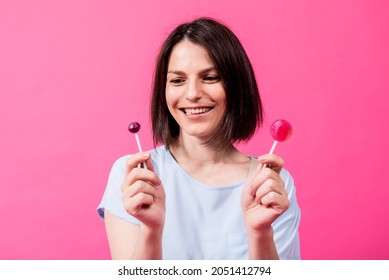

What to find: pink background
left=1, top=0, right=388, bottom=259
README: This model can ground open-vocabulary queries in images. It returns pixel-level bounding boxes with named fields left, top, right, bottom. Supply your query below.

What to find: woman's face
left=165, top=40, right=227, bottom=142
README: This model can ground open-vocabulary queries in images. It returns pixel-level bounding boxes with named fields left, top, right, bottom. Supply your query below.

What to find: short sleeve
left=273, top=168, right=301, bottom=259
left=96, top=155, right=141, bottom=225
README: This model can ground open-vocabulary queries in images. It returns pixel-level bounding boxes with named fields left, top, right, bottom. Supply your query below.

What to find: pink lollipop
left=269, top=119, right=293, bottom=154
left=128, top=122, right=147, bottom=169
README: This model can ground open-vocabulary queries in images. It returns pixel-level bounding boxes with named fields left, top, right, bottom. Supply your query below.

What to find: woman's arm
left=246, top=227, right=279, bottom=259
left=104, top=152, right=166, bottom=259
left=104, top=210, right=163, bottom=259
left=241, top=154, right=290, bottom=260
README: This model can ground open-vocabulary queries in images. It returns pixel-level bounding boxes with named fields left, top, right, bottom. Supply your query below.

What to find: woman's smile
left=180, top=107, right=213, bottom=116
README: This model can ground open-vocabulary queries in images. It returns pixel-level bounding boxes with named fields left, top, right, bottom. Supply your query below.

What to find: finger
left=144, top=156, right=156, bottom=172
left=124, top=166, right=162, bottom=188
left=260, top=191, right=290, bottom=213
left=123, top=192, right=155, bottom=216
left=123, top=180, right=157, bottom=200
left=248, top=167, right=281, bottom=197
left=254, top=177, right=286, bottom=205
left=125, top=152, right=152, bottom=174
left=257, top=154, right=284, bottom=174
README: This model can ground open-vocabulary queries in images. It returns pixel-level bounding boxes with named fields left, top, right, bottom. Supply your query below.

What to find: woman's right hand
left=121, top=152, right=166, bottom=231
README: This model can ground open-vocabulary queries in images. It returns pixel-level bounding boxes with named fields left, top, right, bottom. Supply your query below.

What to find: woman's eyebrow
left=167, top=67, right=217, bottom=75
left=167, top=70, right=185, bottom=75
left=199, top=67, right=217, bottom=75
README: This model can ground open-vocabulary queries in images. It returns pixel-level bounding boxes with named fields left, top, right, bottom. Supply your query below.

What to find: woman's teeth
left=183, top=107, right=212, bottom=115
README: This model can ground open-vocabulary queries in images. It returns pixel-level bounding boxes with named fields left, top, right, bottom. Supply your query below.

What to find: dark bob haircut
left=151, top=17, right=263, bottom=149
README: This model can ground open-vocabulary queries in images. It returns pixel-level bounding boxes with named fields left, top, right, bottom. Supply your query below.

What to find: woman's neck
left=169, top=134, right=236, bottom=165
left=168, top=135, right=252, bottom=186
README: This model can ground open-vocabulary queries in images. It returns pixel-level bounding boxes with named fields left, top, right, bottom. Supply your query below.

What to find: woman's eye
left=170, top=78, right=184, bottom=85
left=203, top=76, right=220, bottom=82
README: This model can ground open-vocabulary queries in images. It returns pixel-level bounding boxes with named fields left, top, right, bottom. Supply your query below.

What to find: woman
left=97, top=17, right=300, bottom=259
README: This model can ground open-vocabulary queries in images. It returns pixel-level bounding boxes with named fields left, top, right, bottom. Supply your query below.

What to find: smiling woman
left=151, top=19, right=262, bottom=149
left=97, top=17, right=301, bottom=260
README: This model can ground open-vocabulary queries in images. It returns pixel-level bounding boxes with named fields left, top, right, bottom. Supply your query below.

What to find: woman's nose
left=185, top=80, right=203, bottom=101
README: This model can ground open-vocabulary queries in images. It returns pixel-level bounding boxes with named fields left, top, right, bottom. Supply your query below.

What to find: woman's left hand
left=241, top=154, right=290, bottom=233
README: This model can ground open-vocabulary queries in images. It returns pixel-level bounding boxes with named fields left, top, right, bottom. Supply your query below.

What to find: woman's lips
left=180, top=107, right=214, bottom=116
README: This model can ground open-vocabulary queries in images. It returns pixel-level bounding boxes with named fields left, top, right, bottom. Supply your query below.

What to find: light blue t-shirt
left=97, top=146, right=300, bottom=259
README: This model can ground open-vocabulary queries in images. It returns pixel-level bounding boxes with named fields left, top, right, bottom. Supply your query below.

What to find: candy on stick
left=269, top=119, right=293, bottom=155
left=128, top=122, right=147, bottom=169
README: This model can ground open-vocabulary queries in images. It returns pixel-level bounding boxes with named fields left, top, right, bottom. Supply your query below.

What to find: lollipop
left=128, top=122, right=146, bottom=169
left=269, top=119, right=293, bottom=154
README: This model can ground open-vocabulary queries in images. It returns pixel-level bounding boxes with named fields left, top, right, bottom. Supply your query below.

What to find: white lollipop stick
left=263, top=140, right=278, bottom=170
left=128, top=122, right=147, bottom=169
left=269, top=140, right=278, bottom=155
left=134, top=133, right=147, bottom=169
left=134, top=133, right=143, bottom=153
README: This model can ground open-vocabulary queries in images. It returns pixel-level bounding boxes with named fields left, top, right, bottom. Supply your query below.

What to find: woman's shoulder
left=149, top=145, right=169, bottom=158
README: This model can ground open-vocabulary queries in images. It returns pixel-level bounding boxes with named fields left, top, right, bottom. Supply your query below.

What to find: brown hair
left=151, top=17, right=263, bottom=149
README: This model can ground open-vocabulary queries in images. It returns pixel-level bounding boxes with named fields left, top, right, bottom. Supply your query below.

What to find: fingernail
left=143, top=153, right=150, bottom=157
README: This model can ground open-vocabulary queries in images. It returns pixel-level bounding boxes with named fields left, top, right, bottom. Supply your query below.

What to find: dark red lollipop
left=128, top=122, right=141, bottom=134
